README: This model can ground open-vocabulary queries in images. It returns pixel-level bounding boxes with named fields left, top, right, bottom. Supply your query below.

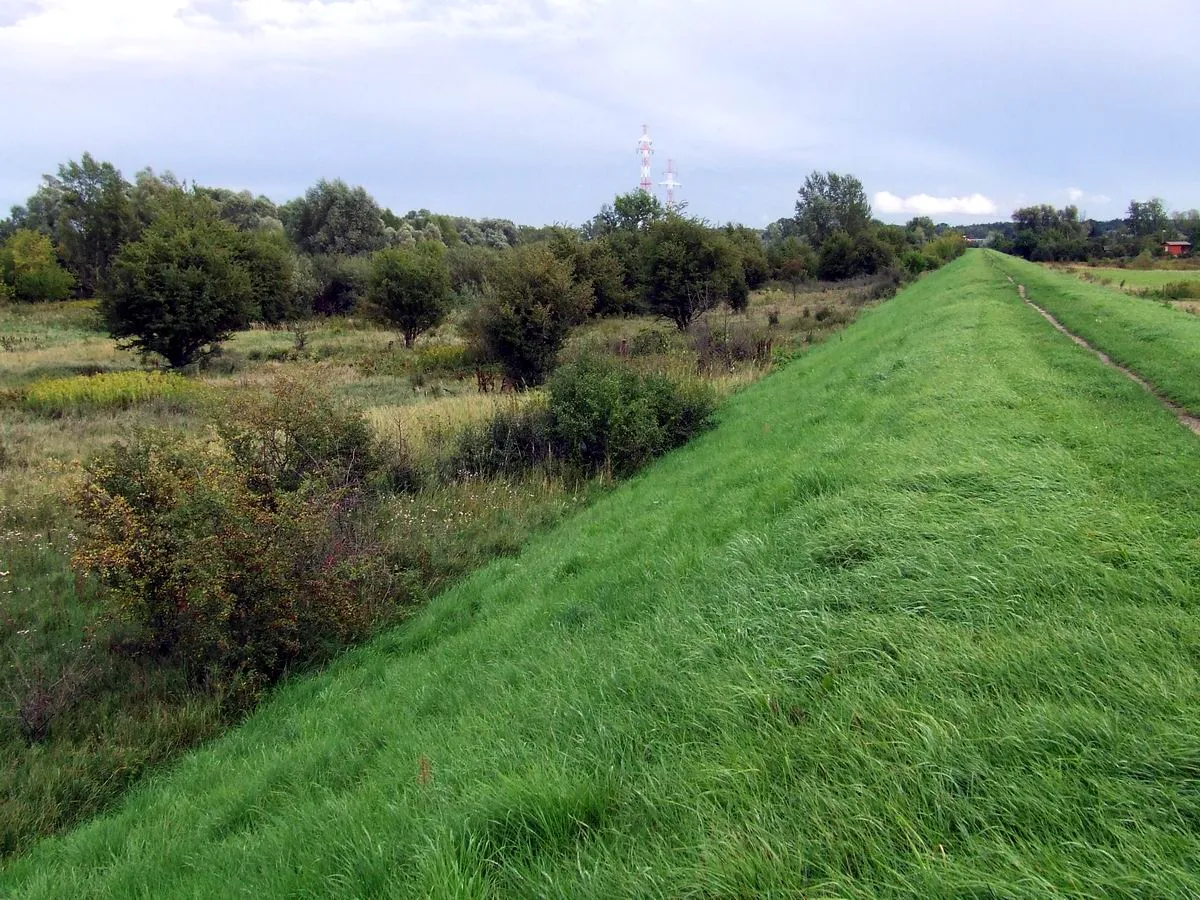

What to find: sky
left=1, top=0, right=1198, bottom=228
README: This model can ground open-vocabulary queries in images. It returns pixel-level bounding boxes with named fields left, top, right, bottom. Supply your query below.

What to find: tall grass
left=21, top=371, right=205, bottom=415
left=7, top=253, right=1200, bottom=896
left=993, top=251, right=1200, bottom=414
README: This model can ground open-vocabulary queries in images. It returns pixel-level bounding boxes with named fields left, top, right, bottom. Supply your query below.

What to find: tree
left=849, top=231, right=896, bottom=277
left=54, top=154, right=136, bottom=295
left=0, top=229, right=75, bottom=302
left=284, top=179, right=387, bottom=257
left=1127, top=198, right=1171, bottom=240
left=723, top=224, right=771, bottom=291
left=103, top=201, right=255, bottom=367
left=1174, top=209, right=1200, bottom=249
left=641, top=216, right=741, bottom=330
left=905, top=216, right=937, bottom=245
left=1010, top=205, right=1088, bottom=261
left=769, top=236, right=816, bottom=300
left=795, top=171, right=871, bottom=245
left=545, top=227, right=635, bottom=316
left=817, top=231, right=855, bottom=281
left=367, top=243, right=452, bottom=348
left=470, top=246, right=593, bottom=387
left=586, top=190, right=666, bottom=238
left=311, top=254, right=372, bottom=316
left=236, top=229, right=301, bottom=324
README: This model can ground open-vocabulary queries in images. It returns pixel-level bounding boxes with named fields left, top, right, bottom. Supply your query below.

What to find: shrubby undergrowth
left=448, top=355, right=716, bottom=478
left=72, top=377, right=391, bottom=704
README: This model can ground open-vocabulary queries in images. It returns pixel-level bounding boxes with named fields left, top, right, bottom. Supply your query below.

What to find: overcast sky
left=1, top=0, right=1197, bottom=227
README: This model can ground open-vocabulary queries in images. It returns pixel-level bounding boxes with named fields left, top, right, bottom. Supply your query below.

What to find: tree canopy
left=794, top=171, right=872, bottom=245
left=0, top=229, right=75, bottom=302
left=641, top=216, right=741, bottom=330
left=283, top=179, right=388, bottom=257
left=102, top=195, right=260, bottom=367
left=368, top=243, right=453, bottom=348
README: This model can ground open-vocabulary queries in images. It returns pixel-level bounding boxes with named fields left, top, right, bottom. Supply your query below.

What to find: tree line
left=0, top=154, right=965, bottom=382
left=962, top=198, right=1199, bottom=263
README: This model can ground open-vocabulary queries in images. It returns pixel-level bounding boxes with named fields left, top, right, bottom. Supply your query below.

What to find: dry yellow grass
left=365, top=391, right=541, bottom=457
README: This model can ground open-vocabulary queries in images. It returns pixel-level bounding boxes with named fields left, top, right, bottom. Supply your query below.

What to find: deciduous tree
left=103, top=199, right=255, bottom=367
left=795, top=171, right=871, bottom=245
left=470, top=245, right=593, bottom=387
left=368, top=243, right=452, bottom=348
left=642, top=216, right=741, bottom=330
left=0, top=229, right=75, bottom=302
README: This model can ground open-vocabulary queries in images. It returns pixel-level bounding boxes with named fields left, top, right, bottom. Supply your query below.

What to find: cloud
left=874, top=191, right=998, bottom=217
left=0, top=0, right=592, bottom=66
left=1065, top=187, right=1111, bottom=206
left=2, top=1, right=1198, bottom=225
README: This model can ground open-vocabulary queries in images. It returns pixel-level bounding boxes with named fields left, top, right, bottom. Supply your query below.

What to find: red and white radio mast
left=637, top=125, right=654, bottom=194
left=660, top=158, right=681, bottom=211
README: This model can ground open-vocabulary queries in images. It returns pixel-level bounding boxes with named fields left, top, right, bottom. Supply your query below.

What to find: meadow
left=0, top=277, right=868, bottom=858
left=1061, top=265, right=1200, bottom=290
left=6, top=252, right=1200, bottom=896
left=993, top=252, right=1200, bottom=414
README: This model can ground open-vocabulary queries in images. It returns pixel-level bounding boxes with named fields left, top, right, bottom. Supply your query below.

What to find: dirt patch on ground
left=1007, top=276, right=1200, bottom=437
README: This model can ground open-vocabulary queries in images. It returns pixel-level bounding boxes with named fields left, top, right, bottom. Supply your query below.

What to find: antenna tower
left=660, top=158, right=681, bottom=211
left=637, top=125, right=654, bottom=194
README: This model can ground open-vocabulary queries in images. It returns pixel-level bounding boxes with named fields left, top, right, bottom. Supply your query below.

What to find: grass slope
left=990, top=251, right=1200, bottom=413
left=6, top=252, right=1200, bottom=897
left=1066, top=266, right=1200, bottom=289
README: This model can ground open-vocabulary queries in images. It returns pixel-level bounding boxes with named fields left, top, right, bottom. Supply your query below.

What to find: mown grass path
left=989, top=251, right=1200, bottom=415
left=5, top=252, right=1200, bottom=897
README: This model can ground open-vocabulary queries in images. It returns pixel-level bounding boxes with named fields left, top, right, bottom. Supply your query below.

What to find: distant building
left=1164, top=240, right=1192, bottom=257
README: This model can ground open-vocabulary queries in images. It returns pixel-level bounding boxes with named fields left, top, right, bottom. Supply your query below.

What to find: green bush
left=218, top=375, right=378, bottom=494
left=546, top=356, right=716, bottom=475
left=1154, top=281, right=1200, bottom=300
left=443, top=399, right=552, bottom=479
left=628, top=328, right=672, bottom=357
left=367, top=244, right=452, bottom=348
left=72, top=377, right=389, bottom=700
left=0, top=229, right=75, bottom=302
left=901, top=250, right=935, bottom=277
left=469, top=245, right=593, bottom=387
left=446, top=357, right=716, bottom=479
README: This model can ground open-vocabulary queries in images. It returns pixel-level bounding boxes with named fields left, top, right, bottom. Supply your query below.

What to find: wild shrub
left=1158, top=281, right=1200, bottom=300
left=6, top=658, right=95, bottom=744
left=545, top=356, right=716, bottom=476
left=443, top=398, right=552, bottom=479
left=468, top=246, right=593, bottom=388
left=923, top=233, right=968, bottom=265
left=691, top=320, right=774, bottom=373
left=72, top=378, right=390, bottom=701
left=218, top=375, right=378, bottom=494
left=446, top=357, right=715, bottom=478
left=901, top=249, right=934, bottom=278
left=367, top=244, right=452, bottom=348
left=628, top=328, right=671, bottom=357
left=0, top=230, right=75, bottom=303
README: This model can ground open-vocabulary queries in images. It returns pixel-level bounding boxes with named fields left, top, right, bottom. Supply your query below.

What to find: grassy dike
left=5, top=252, right=1200, bottom=897
left=989, top=251, right=1200, bottom=414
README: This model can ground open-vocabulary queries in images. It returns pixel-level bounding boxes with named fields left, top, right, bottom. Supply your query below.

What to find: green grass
left=992, top=251, right=1200, bottom=414
left=2, top=286, right=855, bottom=860
left=1065, top=266, right=1200, bottom=289
left=6, top=251, right=1200, bottom=896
